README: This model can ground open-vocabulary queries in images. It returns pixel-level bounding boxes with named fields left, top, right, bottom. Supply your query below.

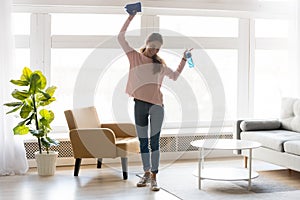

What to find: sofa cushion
left=283, top=141, right=300, bottom=156
left=240, top=119, right=281, bottom=131
left=280, top=98, right=300, bottom=133
left=241, top=130, right=300, bottom=152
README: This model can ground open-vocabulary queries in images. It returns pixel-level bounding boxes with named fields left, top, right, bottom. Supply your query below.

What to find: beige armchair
left=64, top=106, right=139, bottom=180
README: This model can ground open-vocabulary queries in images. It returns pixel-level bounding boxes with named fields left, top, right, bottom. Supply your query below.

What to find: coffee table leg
left=248, top=148, right=252, bottom=190
left=198, top=147, right=204, bottom=190
left=198, top=148, right=201, bottom=189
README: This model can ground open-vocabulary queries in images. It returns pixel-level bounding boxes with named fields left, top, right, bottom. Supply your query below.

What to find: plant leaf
left=40, top=118, right=50, bottom=129
left=39, top=109, right=54, bottom=129
left=13, top=124, right=29, bottom=135
left=39, top=90, right=51, bottom=100
left=25, top=98, right=33, bottom=107
left=20, top=67, right=32, bottom=82
left=28, top=73, right=41, bottom=94
left=11, top=89, right=30, bottom=100
left=39, top=97, right=56, bottom=106
left=46, top=136, right=59, bottom=146
left=41, top=137, right=51, bottom=148
left=20, top=104, right=32, bottom=119
left=5, top=104, right=23, bottom=114
left=39, top=109, right=54, bottom=121
left=30, top=129, right=44, bottom=137
left=41, top=137, right=59, bottom=148
left=45, top=86, right=57, bottom=97
left=3, top=102, right=23, bottom=107
left=35, top=71, right=47, bottom=89
left=10, top=79, right=29, bottom=86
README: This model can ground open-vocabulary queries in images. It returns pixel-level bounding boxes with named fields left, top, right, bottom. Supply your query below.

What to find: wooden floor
left=1, top=158, right=300, bottom=200
left=259, top=169, right=300, bottom=190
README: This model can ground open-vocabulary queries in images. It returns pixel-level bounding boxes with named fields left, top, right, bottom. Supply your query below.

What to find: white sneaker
left=150, top=179, right=160, bottom=191
left=137, top=174, right=150, bottom=187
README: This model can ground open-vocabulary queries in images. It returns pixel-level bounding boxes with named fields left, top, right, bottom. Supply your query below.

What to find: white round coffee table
left=190, top=139, right=261, bottom=190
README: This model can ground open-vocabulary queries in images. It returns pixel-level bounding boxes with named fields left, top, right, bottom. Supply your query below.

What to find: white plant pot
left=34, top=151, right=58, bottom=176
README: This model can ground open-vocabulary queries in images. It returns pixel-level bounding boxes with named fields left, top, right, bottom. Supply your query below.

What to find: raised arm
left=164, top=58, right=186, bottom=81
left=118, top=14, right=136, bottom=53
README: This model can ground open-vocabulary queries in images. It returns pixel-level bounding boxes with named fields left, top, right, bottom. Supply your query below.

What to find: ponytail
left=152, top=54, right=164, bottom=74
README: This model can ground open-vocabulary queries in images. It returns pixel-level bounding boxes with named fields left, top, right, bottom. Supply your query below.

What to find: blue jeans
left=134, top=99, right=164, bottom=174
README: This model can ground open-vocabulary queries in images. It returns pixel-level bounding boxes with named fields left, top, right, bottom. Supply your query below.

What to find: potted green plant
left=4, top=66, right=59, bottom=176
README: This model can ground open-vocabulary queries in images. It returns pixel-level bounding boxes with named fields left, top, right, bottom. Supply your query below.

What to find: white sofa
left=234, top=97, right=300, bottom=172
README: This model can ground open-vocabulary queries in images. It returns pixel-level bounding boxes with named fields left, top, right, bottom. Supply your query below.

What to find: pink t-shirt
left=118, top=18, right=186, bottom=105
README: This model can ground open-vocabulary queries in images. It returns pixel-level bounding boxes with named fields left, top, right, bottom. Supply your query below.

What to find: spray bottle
left=185, top=50, right=195, bottom=68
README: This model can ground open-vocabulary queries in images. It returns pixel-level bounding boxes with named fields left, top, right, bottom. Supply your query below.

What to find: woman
left=118, top=13, right=188, bottom=191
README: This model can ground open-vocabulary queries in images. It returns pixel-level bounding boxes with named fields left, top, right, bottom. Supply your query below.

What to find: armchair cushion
left=116, top=137, right=140, bottom=157
left=69, top=128, right=117, bottom=158
left=240, top=119, right=281, bottom=131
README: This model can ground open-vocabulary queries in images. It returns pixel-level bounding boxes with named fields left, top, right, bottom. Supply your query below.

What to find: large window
left=12, top=13, right=30, bottom=71
left=159, top=15, right=238, bottom=123
left=93, top=48, right=239, bottom=125
left=51, top=14, right=141, bottom=128
left=51, top=48, right=94, bottom=126
left=206, top=49, right=238, bottom=120
left=253, top=19, right=290, bottom=118
left=50, top=14, right=239, bottom=128
left=11, top=4, right=296, bottom=132
left=254, top=50, right=289, bottom=118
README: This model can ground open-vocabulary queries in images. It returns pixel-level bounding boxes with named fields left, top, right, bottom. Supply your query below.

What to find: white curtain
left=0, top=0, right=28, bottom=175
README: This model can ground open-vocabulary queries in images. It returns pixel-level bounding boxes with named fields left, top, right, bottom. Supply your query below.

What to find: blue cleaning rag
left=125, top=2, right=142, bottom=15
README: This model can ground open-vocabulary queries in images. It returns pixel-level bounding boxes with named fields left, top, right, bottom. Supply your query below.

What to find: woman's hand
left=183, top=48, right=193, bottom=60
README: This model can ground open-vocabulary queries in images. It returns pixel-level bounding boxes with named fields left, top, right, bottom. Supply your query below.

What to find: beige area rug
left=153, top=163, right=300, bottom=200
